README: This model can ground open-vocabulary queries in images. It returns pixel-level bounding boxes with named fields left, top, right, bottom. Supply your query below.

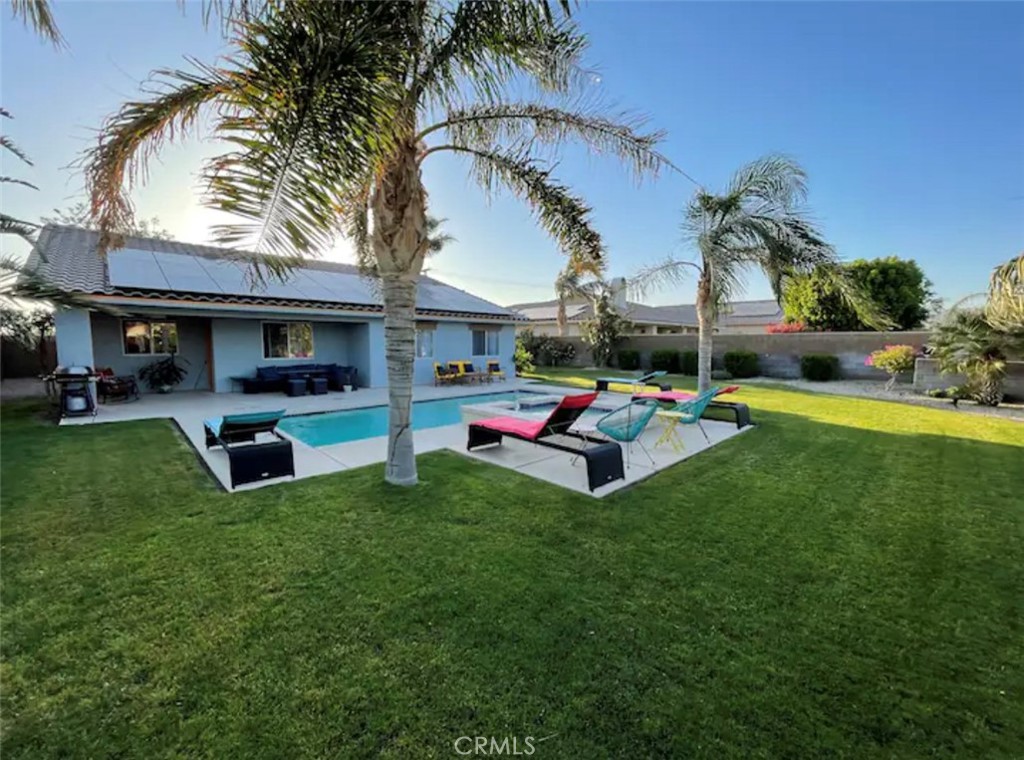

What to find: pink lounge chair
left=466, top=392, right=625, bottom=491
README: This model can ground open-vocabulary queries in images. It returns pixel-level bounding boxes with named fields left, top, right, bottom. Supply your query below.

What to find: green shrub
left=514, top=334, right=535, bottom=374
left=710, top=369, right=733, bottom=381
left=680, top=350, right=699, bottom=376
left=801, top=354, right=841, bottom=381
left=650, top=349, right=680, bottom=373
left=723, top=350, right=760, bottom=378
left=617, top=349, right=641, bottom=371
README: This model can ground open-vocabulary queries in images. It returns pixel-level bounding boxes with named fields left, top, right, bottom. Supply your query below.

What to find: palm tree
left=633, top=155, right=880, bottom=392
left=85, top=1, right=669, bottom=485
left=930, top=309, right=1020, bottom=406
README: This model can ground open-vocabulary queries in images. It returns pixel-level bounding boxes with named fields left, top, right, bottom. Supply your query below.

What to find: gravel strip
left=742, top=377, right=1024, bottom=422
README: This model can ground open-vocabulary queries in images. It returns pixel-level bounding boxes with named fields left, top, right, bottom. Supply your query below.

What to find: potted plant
left=138, top=352, right=189, bottom=393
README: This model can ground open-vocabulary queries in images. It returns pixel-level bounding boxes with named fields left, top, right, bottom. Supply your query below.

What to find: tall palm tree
left=85, top=1, right=669, bottom=485
left=633, top=155, right=882, bottom=392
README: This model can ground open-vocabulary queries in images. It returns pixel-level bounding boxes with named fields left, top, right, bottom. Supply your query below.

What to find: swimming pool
left=279, top=391, right=547, bottom=447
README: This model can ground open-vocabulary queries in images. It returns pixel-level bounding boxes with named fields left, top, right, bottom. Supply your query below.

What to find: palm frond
left=199, top=2, right=410, bottom=276
left=629, top=257, right=701, bottom=300
left=82, top=65, right=232, bottom=253
left=1, top=176, right=39, bottom=190
left=442, top=145, right=604, bottom=271
left=0, top=213, right=40, bottom=244
left=421, top=102, right=671, bottom=181
left=425, top=216, right=455, bottom=254
left=728, top=154, right=807, bottom=210
left=986, top=253, right=1024, bottom=331
left=10, top=0, right=65, bottom=47
left=1, top=134, right=33, bottom=166
left=417, top=0, right=587, bottom=104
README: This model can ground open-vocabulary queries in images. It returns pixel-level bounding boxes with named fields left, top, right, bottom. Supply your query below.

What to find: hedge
left=650, top=349, right=680, bottom=373
left=801, top=354, right=841, bottom=381
left=617, top=349, right=641, bottom=371
left=680, top=350, right=699, bottom=376
left=723, top=350, right=760, bottom=378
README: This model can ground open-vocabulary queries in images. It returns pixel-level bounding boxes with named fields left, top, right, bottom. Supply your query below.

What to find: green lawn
left=2, top=375, right=1022, bottom=758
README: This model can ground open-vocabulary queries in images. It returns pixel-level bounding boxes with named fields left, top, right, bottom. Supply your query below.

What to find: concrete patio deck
left=57, top=380, right=753, bottom=495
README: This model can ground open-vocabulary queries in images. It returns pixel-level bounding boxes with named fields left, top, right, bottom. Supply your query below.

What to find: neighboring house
left=28, top=225, right=519, bottom=392
left=511, top=286, right=783, bottom=337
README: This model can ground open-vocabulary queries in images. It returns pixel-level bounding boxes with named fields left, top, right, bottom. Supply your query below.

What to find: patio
left=57, top=380, right=750, bottom=494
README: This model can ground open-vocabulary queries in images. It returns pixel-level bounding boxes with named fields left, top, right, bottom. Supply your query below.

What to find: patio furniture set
left=467, top=385, right=750, bottom=491
left=235, top=364, right=359, bottom=396
left=433, top=360, right=506, bottom=385
left=199, top=377, right=751, bottom=492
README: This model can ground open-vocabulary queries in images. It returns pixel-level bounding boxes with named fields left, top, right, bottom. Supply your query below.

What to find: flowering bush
left=866, top=344, right=917, bottom=389
left=766, top=321, right=806, bottom=334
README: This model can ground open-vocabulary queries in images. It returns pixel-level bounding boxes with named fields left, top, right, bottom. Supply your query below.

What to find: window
left=471, top=328, right=499, bottom=356
left=262, top=322, right=314, bottom=359
left=415, top=326, right=434, bottom=358
left=122, top=320, right=178, bottom=355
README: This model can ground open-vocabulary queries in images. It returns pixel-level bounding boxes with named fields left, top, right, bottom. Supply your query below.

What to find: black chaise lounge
left=203, top=410, right=295, bottom=489
left=467, top=392, right=625, bottom=492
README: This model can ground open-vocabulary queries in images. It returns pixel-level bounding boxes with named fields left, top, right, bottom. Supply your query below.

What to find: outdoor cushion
left=256, top=366, right=282, bottom=381
left=204, top=409, right=286, bottom=437
left=472, top=415, right=547, bottom=439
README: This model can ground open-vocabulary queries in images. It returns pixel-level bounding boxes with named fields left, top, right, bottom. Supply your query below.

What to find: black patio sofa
left=241, top=364, right=358, bottom=394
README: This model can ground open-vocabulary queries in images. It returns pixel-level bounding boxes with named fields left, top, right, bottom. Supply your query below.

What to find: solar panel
left=152, top=252, right=221, bottom=294
left=202, top=257, right=252, bottom=295
left=306, top=269, right=378, bottom=305
left=107, top=249, right=171, bottom=290
left=417, top=278, right=506, bottom=314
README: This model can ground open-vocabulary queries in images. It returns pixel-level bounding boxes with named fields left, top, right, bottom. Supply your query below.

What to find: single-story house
left=28, top=225, right=520, bottom=392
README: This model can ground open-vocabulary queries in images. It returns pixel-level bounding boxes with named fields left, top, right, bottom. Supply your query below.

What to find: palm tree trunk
left=381, top=275, right=418, bottom=484
left=371, top=140, right=429, bottom=486
left=696, top=279, right=714, bottom=393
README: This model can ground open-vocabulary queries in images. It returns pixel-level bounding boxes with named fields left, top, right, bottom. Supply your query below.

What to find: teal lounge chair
left=654, top=387, right=720, bottom=451
left=203, top=409, right=294, bottom=488
left=574, top=398, right=660, bottom=467
left=594, top=370, right=669, bottom=393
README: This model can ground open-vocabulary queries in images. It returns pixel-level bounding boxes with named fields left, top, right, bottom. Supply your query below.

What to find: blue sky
left=3, top=1, right=1022, bottom=308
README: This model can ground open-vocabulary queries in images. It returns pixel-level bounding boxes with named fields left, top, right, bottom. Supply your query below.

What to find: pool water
left=279, top=391, right=541, bottom=447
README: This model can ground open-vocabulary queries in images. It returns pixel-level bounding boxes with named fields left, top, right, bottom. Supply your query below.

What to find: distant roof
left=26, top=225, right=518, bottom=321
left=508, top=297, right=780, bottom=327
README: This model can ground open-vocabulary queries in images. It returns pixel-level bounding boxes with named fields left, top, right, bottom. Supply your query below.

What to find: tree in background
left=782, top=256, right=934, bottom=331
left=41, top=202, right=173, bottom=240
left=633, top=156, right=879, bottom=392
left=580, top=290, right=630, bottom=367
left=85, top=1, right=669, bottom=486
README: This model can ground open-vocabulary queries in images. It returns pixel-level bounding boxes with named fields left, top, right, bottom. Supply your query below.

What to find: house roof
left=26, top=225, right=519, bottom=321
left=509, top=297, right=781, bottom=327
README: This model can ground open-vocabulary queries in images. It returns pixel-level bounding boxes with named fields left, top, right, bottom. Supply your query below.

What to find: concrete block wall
left=549, top=331, right=934, bottom=381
